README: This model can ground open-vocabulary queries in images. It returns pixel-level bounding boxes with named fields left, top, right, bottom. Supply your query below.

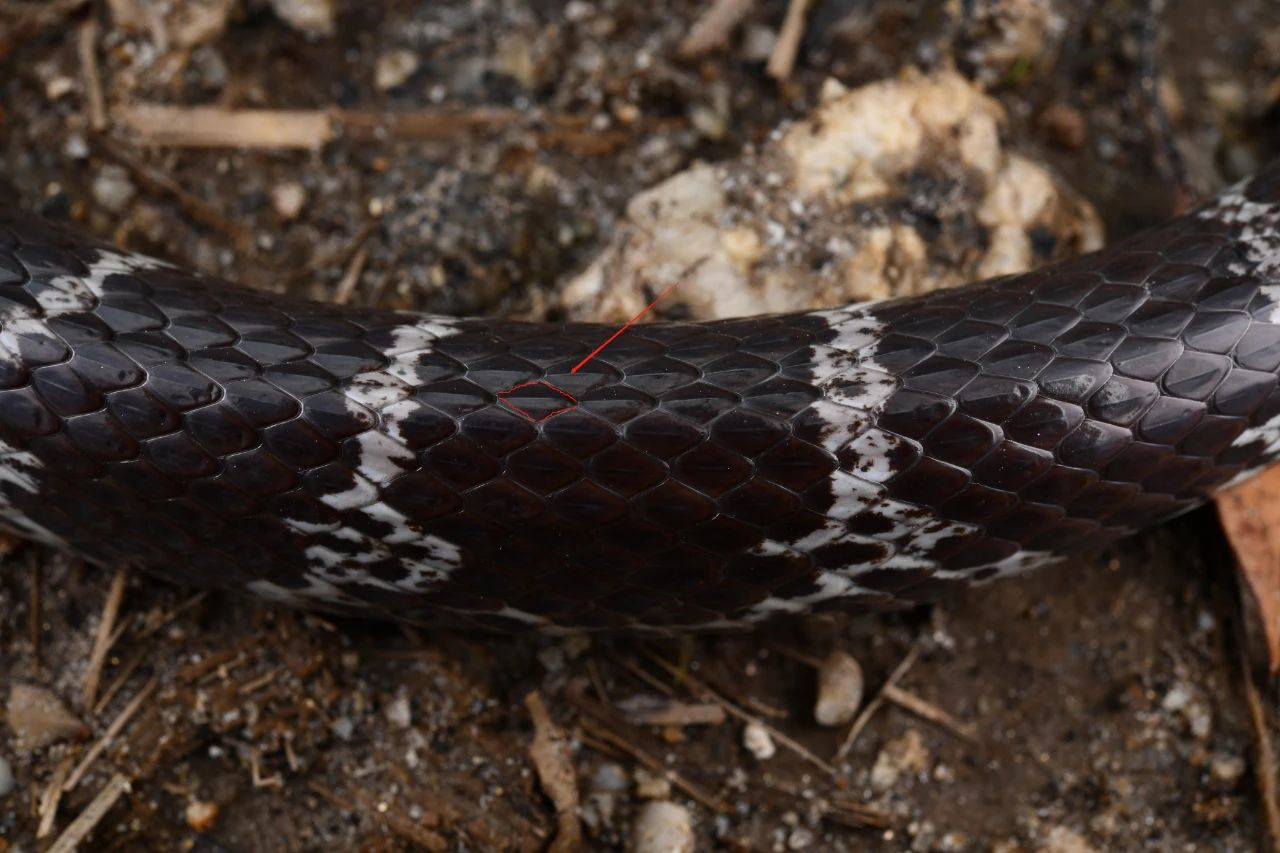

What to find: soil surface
left=1, top=0, right=1279, bottom=850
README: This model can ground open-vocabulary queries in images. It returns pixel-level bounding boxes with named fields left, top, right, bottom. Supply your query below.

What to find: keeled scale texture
left=0, top=165, right=1279, bottom=630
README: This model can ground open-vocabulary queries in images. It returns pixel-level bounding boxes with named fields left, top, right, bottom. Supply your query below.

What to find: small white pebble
left=91, top=165, right=136, bottom=214
left=271, top=182, right=306, bottom=220
left=814, top=650, right=863, bottom=727
left=384, top=695, right=411, bottom=729
left=45, top=76, right=75, bottom=100
left=633, top=801, right=694, bottom=853
left=63, top=134, right=89, bottom=160
left=1209, top=753, right=1247, bottom=790
left=331, top=716, right=354, bottom=741
left=743, top=719, right=776, bottom=760
left=634, top=767, right=671, bottom=800
left=375, top=49, right=419, bottom=91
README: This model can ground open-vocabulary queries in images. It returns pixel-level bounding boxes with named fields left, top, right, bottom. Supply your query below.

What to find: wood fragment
left=679, top=0, right=756, bottom=59
left=823, top=799, right=893, bottom=831
left=135, top=590, right=209, bottom=640
left=116, top=104, right=333, bottom=150
left=1217, top=466, right=1280, bottom=672
left=82, top=566, right=128, bottom=711
left=37, top=754, right=76, bottom=839
left=250, top=747, right=283, bottom=788
left=881, top=684, right=978, bottom=743
left=525, top=691, right=582, bottom=852
left=65, top=677, right=157, bottom=793
left=767, top=0, right=811, bottom=80
left=835, top=643, right=920, bottom=762
left=47, top=773, right=131, bottom=853
left=77, top=17, right=106, bottom=132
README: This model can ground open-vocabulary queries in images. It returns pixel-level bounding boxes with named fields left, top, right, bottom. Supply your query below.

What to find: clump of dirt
left=0, top=0, right=1278, bottom=850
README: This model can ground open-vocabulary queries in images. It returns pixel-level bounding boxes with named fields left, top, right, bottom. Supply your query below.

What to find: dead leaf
left=1216, top=466, right=1280, bottom=672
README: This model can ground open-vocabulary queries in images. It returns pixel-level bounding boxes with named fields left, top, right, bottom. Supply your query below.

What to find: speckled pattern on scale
left=2, top=166, right=1280, bottom=630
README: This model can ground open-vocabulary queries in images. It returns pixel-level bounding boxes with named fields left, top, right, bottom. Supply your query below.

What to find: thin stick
left=47, top=773, right=131, bottom=853
left=645, top=650, right=840, bottom=778
left=37, top=754, right=76, bottom=838
left=92, top=646, right=148, bottom=716
left=96, top=138, right=253, bottom=249
left=64, top=677, right=157, bottom=793
left=767, top=0, right=812, bottom=81
left=77, top=17, right=106, bottom=131
left=678, top=0, right=756, bottom=59
left=82, top=566, right=128, bottom=710
left=578, top=721, right=728, bottom=813
left=834, top=643, right=920, bottom=762
left=28, top=552, right=41, bottom=671
left=881, top=684, right=978, bottom=743
left=333, top=245, right=369, bottom=305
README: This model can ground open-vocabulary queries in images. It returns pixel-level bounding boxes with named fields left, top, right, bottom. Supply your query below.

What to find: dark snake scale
left=4, top=165, right=1280, bottom=630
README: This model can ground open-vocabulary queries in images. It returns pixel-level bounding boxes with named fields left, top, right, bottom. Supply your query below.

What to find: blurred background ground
left=0, top=0, right=1279, bottom=849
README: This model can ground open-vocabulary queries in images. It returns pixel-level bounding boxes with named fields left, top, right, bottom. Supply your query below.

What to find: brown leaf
left=1216, top=466, right=1280, bottom=672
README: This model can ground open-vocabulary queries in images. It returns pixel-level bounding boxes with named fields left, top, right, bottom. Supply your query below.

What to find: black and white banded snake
left=2, top=164, right=1280, bottom=631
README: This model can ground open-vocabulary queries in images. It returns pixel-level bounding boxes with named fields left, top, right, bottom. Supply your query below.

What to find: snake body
left=2, top=167, right=1280, bottom=630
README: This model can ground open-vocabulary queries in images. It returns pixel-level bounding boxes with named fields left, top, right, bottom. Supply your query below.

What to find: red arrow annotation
left=497, top=277, right=682, bottom=422
left=569, top=278, right=683, bottom=374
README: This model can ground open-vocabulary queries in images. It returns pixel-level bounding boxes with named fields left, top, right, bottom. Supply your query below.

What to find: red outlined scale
left=497, top=278, right=681, bottom=422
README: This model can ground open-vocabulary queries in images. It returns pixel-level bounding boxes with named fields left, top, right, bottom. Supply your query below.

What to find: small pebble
left=1208, top=753, right=1247, bottom=790
left=633, top=801, right=694, bottom=853
left=185, top=799, right=219, bottom=832
left=63, top=134, right=89, bottom=160
left=634, top=767, right=671, bottom=800
left=814, top=650, right=863, bottom=727
left=330, top=716, right=354, bottom=741
left=267, top=0, right=334, bottom=36
left=1162, top=682, right=1212, bottom=739
left=376, top=49, right=420, bottom=91
left=91, top=165, right=137, bottom=214
left=270, top=182, right=306, bottom=220
left=6, top=683, right=88, bottom=752
left=788, top=827, right=815, bottom=849
left=384, top=695, right=411, bottom=729
left=743, top=719, right=776, bottom=760
left=870, top=729, right=928, bottom=791
left=1040, top=824, right=1097, bottom=853
left=591, top=762, right=628, bottom=793
left=45, top=76, right=75, bottom=101
left=0, top=755, right=14, bottom=797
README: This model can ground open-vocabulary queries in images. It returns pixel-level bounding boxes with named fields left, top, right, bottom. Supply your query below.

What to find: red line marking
left=570, top=278, right=682, bottom=374
left=496, top=379, right=578, bottom=423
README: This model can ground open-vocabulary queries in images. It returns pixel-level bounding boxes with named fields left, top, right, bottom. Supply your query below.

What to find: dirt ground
left=1, top=0, right=1279, bottom=850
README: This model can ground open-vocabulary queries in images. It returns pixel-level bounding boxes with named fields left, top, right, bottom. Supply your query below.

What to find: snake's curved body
left=3, top=168, right=1280, bottom=630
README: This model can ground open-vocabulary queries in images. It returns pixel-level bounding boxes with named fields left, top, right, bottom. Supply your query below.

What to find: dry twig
left=645, top=650, right=840, bottom=778
left=65, top=677, right=157, bottom=793
left=37, top=754, right=76, bottom=839
left=524, top=691, right=582, bottom=852
left=678, top=0, right=756, bottom=59
left=835, top=643, right=920, bottom=762
left=77, top=17, right=106, bottom=131
left=48, top=773, right=131, bottom=853
left=82, top=566, right=128, bottom=710
left=881, top=684, right=978, bottom=743
left=767, top=0, right=812, bottom=80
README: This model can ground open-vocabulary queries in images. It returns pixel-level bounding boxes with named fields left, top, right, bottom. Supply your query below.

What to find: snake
left=1, top=165, right=1279, bottom=631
